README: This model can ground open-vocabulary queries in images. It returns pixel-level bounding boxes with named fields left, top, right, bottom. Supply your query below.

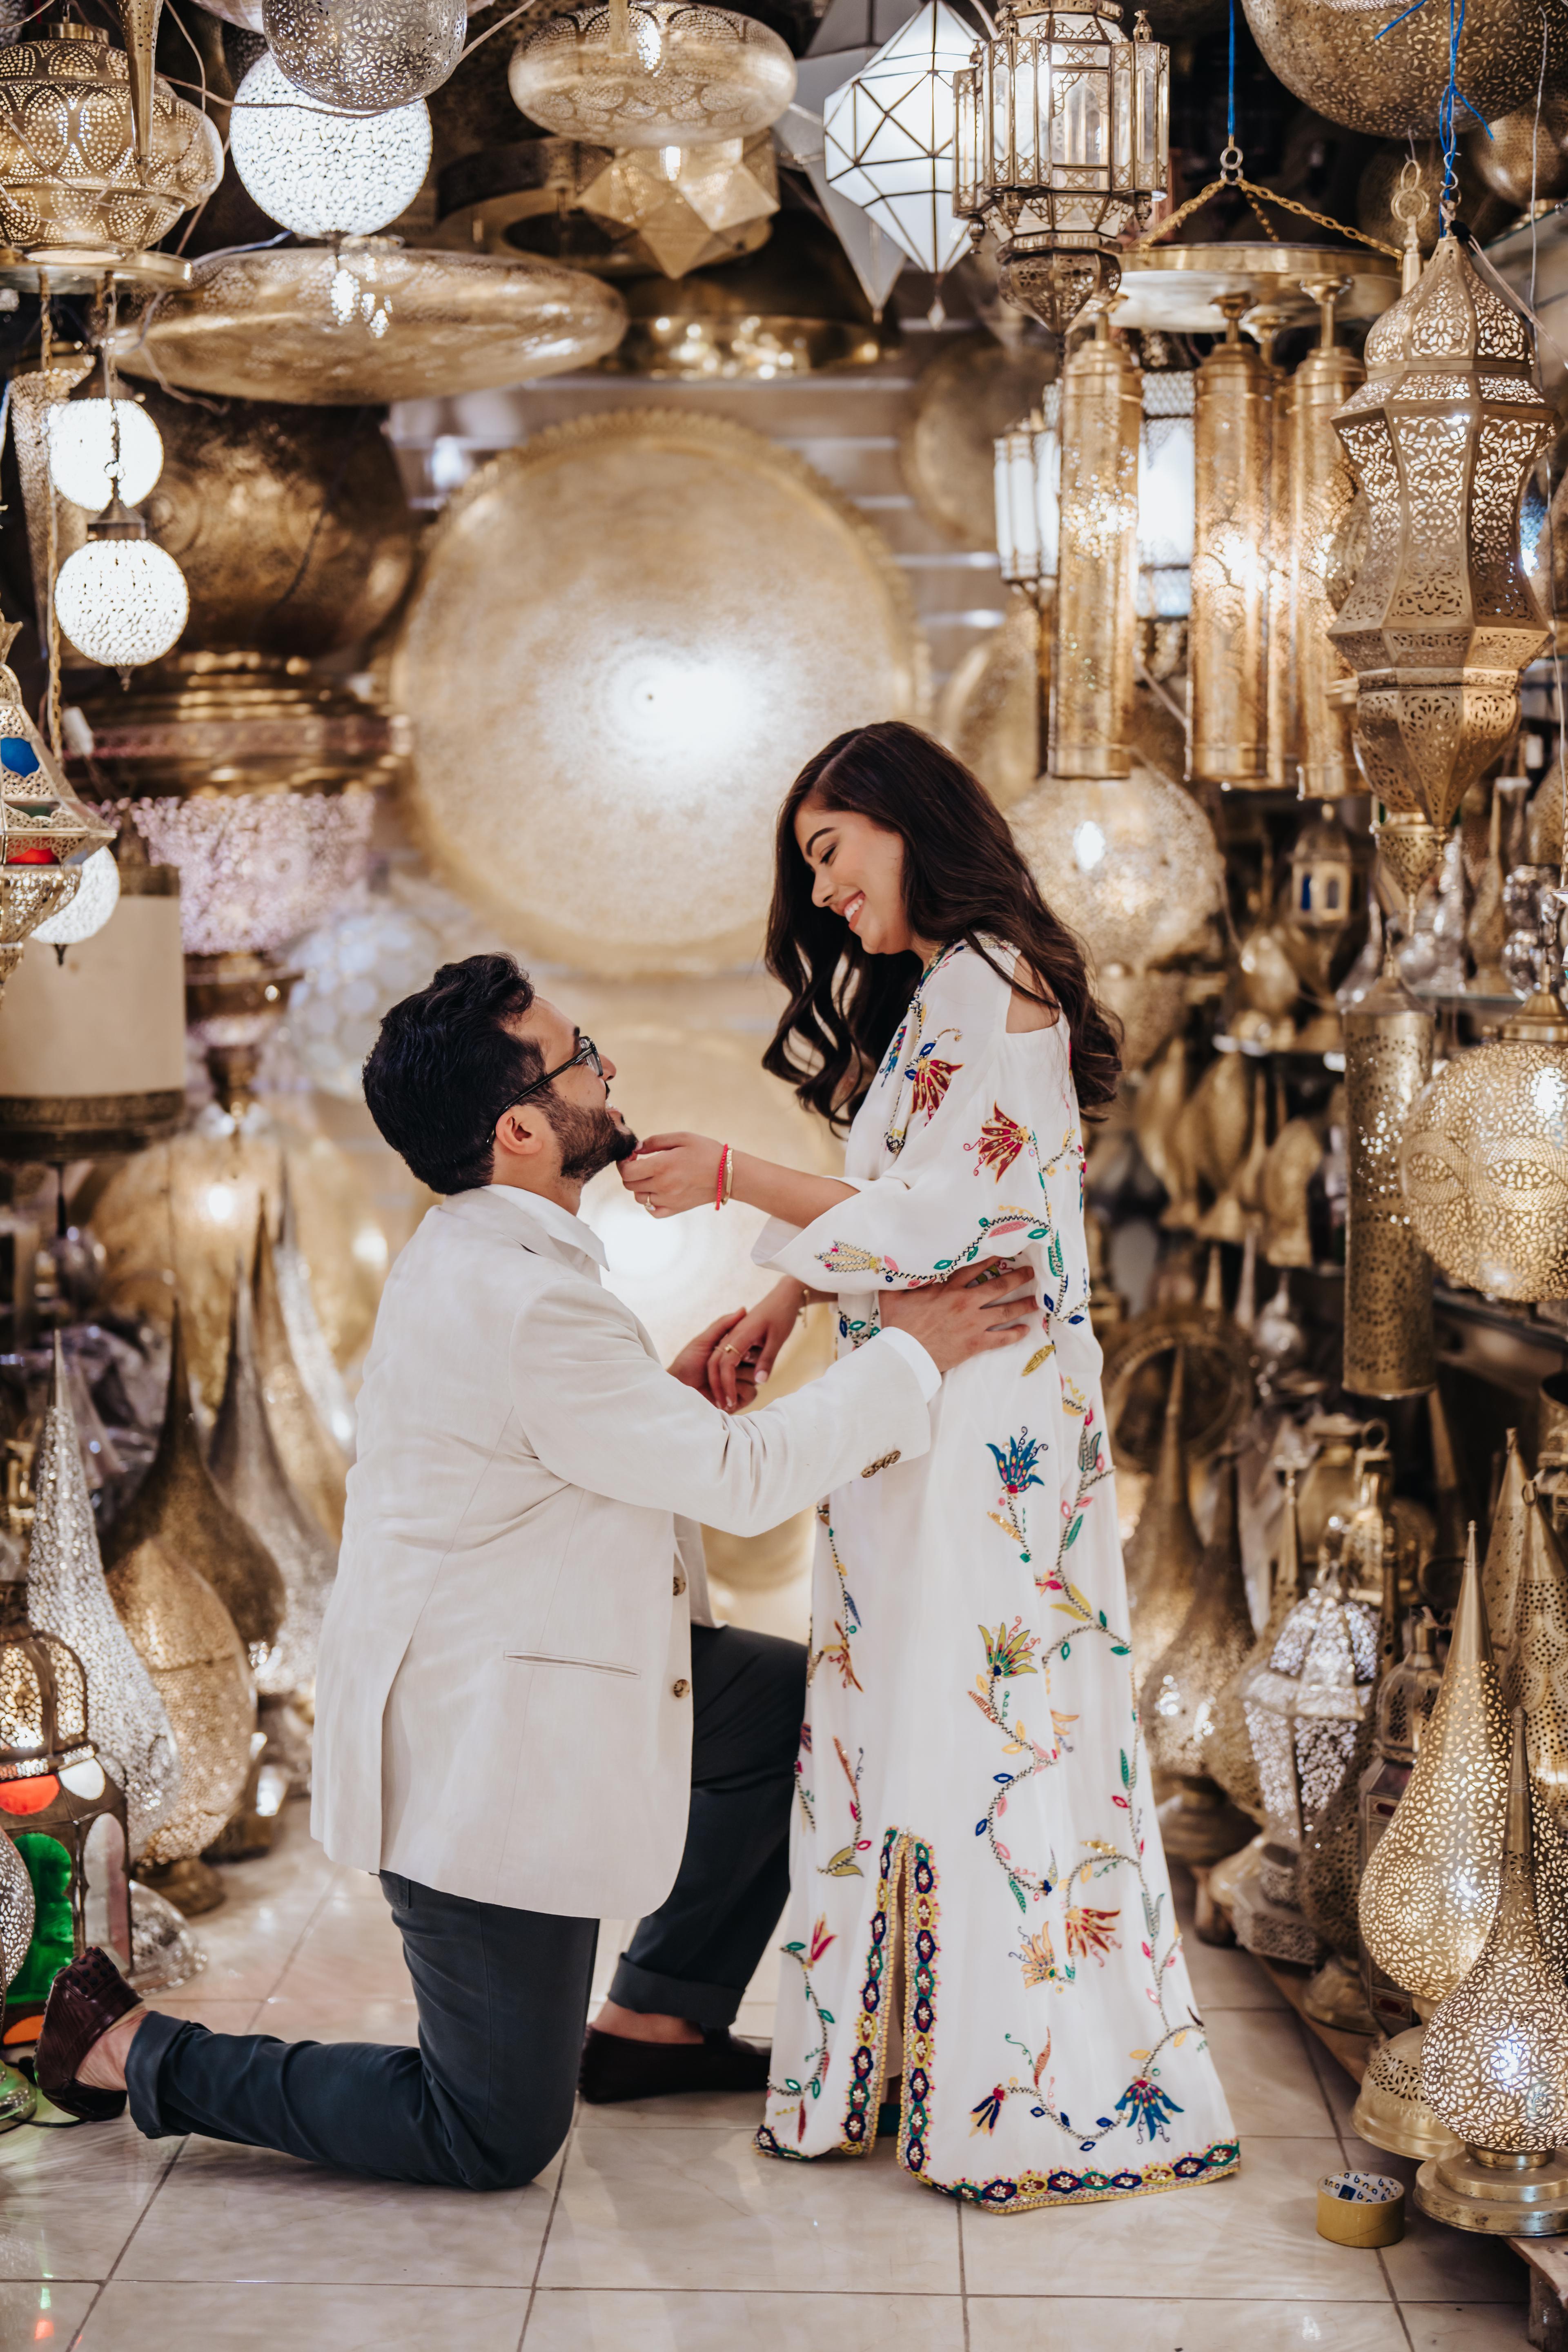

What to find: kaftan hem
left=757, top=1825, right=1242, bottom=2213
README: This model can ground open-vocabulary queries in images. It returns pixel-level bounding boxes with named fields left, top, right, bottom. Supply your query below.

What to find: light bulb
left=31, top=846, right=120, bottom=948
left=47, top=400, right=163, bottom=514
left=229, top=53, right=432, bottom=239
left=55, top=540, right=189, bottom=670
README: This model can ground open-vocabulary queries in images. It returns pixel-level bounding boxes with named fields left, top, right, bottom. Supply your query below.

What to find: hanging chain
left=1133, top=173, right=1401, bottom=257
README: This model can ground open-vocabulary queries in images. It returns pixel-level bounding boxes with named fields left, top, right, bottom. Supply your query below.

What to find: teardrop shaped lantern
left=1329, top=232, right=1556, bottom=837
left=1483, top=1428, right=1534, bottom=1678
left=1497, top=1483, right=1568, bottom=1981
left=1358, top=1526, right=1510, bottom=2002
left=1141, top=1447, right=1257, bottom=1862
left=1355, top=1605, right=1445, bottom=2047
left=1419, top=1712, right=1568, bottom=2234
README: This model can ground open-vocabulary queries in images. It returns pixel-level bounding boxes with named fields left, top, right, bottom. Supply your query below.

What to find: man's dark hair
left=363, top=953, right=546, bottom=1194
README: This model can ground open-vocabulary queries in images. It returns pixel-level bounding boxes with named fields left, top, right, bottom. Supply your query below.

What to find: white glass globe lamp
left=31, top=846, right=120, bottom=953
left=229, top=53, right=432, bottom=238
left=47, top=397, right=163, bottom=516
left=55, top=506, right=189, bottom=672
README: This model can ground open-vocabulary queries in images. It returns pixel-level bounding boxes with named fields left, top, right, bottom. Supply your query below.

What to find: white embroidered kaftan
left=754, top=939, right=1238, bottom=2212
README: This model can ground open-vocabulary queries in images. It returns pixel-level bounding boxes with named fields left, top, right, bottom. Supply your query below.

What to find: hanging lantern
left=578, top=134, right=777, bottom=281
left=27, top=1336, right=179, bottom=1860
left=1243, top=0, right=1548, bottom=145
left=53, top=503, right=189, bottom=672
left=1287, top=276, right=1363, bottom=798
left=1048, top=303, right=1140, bottom=780
left=1354, top=1605, right=1444, bottom=2052
left=47, top=385, right=163, bottom=517
left=0, top=624, right=116, bottom=1000
left=30, top=846, right=120, bottom=957
left=1330, top=233, right=1555, bottom=835
left=0, top=23, right=220, bottom=286
left=1418, top=1712, right=1568, bottom=2235
left=1265, top=359, right=1295, bottom=788
left=993, top=388, right=1061, bottom=611
left=512, top=1, right=796, bottom=152
left=1398, top=976, right=1568, bottom=1303
left=1341, top=949, right=1436, bottom=1400
left=229, top=54, right=433, bottom=240
left=265, top=0, right=466, bottom=113
left=0, top=1572, right=131, bottom=2040
left=1358, top=1527, right=1510, bottom=2003
left=953, top=2, right=1170, bottom=336
left=1141, top=1448, right=1258, bottom=1862
left=823, top=1, right=972, bottom=281
left=1190, top=294, right=1272, bottom=788
left=1136, top=364, right=1196, bottom=648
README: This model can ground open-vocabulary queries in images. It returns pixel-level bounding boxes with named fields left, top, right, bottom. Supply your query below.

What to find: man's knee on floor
left=445, top=2112, right=570, bottom=2192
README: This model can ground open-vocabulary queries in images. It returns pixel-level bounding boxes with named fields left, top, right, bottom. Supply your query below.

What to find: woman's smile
left=840, top=889, right=866, bottom=932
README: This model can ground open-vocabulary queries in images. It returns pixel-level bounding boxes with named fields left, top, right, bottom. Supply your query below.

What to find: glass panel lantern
left=954, top=4, right=1170, bottom=334
left=0, top=1573, right=130, bottom=2042
left=1137, top=367, right=1195, bottom=624
left=992, top=384, right=1061, bottom=608
left=1243, top=1528, right=1380, bottom=1895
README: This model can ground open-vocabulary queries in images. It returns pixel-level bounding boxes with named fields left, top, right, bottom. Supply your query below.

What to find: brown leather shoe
left=579, top=2026, right=769, bottom=2105
left=34, top=1947, right=141, bottom=2122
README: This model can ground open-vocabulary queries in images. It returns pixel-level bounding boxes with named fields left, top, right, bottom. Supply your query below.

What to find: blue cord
left=1227, top=0, right=1235, bottom=149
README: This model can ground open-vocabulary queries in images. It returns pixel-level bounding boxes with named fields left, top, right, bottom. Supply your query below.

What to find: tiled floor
left=0, top=1810, right=1533, bottom=2351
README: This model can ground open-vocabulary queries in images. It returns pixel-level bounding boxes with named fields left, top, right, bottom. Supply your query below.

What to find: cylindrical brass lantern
left=1358, top=1527, right=1510, bottom=2003
left=1190, top=295, right=1272, bottom=786
left=1329, top=232, right=1555, bottom=835
left=1342, top=952, right=1436, bottom=1399
left=1291, top=276, right=1363, bottom=799
left=1265, top=365, right=1296, bottom=788
left=1049, top=303, right=1139, bottom=781
left=1418, top=1712, right=1568, bottom=2236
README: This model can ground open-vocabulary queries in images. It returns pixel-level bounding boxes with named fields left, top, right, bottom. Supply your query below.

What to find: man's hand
left=881, top=1258, right=1040, bottom=1374
left=669, top=1309, right=759, bottom=1407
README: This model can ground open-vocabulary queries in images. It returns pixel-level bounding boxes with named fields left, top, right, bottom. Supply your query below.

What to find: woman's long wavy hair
left=763, top=722, right=1122, bottom=1131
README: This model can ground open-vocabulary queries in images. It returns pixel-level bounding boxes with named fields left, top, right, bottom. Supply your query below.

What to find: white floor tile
left=0, top=2115, right=177, bottom=2284
left=968, top=2297, right=1411, bottom=2350
left=76, top=2281, right=531, bottom=2350
left=1205, top=2009, right=1336, bottom=2137
left=1335, top=2140, right=1528, bottom=2307
left=540, top=2125, right=959, bottom=2294
left=524, top=2289, right=966, bottom=2350
left=0, top=2281, right=96, bottom=2347
left=1398, top=2305, right=1532, bottom=2350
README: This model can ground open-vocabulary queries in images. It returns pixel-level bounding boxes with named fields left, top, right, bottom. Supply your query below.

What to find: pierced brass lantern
left=953, top=2, right=1169, bottom=336
left=1330, top=233, right=1555, bottom=838
left=1189, top=294, right=1272, bottom=788
left=1290, top=275, right=1363, bottom=800
left=1342, top=947, right=1436, bottom=1400
left=1048, top=302, right=1139, bottom=780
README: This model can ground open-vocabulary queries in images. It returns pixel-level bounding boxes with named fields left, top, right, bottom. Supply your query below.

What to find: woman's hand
left=621, top=1133, right=724, bottom=1218
left=669, top=1309, right=760, bottom=1407
left=706, top=1278, right=806, bottom=1409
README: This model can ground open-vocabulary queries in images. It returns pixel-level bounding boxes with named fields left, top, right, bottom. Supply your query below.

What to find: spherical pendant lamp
left=229, top=53, right=432, bottom=239
left=264, top=0, right=466, bottom=114
left=54, top=509, right=189, bottom=671
left=47, top=396, right=163, bottom=517
left=510, top=1, right=796, bottom=151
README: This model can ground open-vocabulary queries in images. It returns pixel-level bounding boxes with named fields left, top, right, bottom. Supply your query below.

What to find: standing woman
left=621, top=722, right=1237, bottom=2214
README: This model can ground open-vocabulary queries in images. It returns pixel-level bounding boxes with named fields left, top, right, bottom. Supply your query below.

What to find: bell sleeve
left=755, top=1017, right=1079, bottom=1303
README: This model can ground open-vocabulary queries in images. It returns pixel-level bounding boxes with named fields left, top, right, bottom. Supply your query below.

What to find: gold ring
left=720, top=1343, right=737, bottom=1355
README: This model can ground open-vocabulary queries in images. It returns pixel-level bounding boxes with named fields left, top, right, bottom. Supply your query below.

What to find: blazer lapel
left=436, top=1188, right=598, bottom=1277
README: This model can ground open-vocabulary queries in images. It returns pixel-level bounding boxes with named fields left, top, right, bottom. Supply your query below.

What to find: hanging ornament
left=30, top=845, right=121, bottom=958
left=1242, top=0, right=1556, bottom=144
left=1189, top=294, right=1272, bottom=788
left=1136, top=361, right=1195, bottom=668
left=0, top=23, right=220, bottom=290
left=229, top=53, right=433, bottom=239
left=511, top=1, right=795, bottom=150
left=1419, top=1711, right=1568, bottom=2235
left=1289, top=276, right=1363, bottom=800
left=53, top=504, right=189, bottom=672
left=0, top=621, right=116, bottom=1000
left=1398, top=960, right=1568, bottom=1303
left=1330, top=233, right=1555, bottom=837
left=1141, top=1447, right=1258, bottom=1862
left=1046, top=299, right=1139, bottom=779
left=578, top=134, right=777, bottom=280
left=103, top=1304, right=287, bottom=1673
left=824, top=1, right=972, bottom=286
left=47, top=381, right=163, bottom=517
left=771, top=92, right=906, bottom=317
left=1358, top=1527, right=1510, bottom=2003
left=954, top=2, right=1170, bottom=336
left=27, top=1335, right=180, bottom=1859
left=265, top=0, right=466, bottom=113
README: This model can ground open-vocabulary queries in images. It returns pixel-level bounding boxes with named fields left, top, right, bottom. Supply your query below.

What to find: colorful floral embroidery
left=1065, top=1904, right=1121, bottom=1963
left=808, top=1511, right=862, bottom=1692
left=966, top=1103, right=1033, bottom=1180
left=979, top=1616, right=1038, bottom=1681
left=935, top=2140, right=1239, bottom=2211
left=900, top=1840, right=940, bottom=2179
left=794, top=1720, right=815, bottom=1833
left=821, top=1739, right=872, bottom=1877
left=910, top=1045, right=963, bottom=1124
left=987, top=1429, right=1047, bottom=1559
left=767, top=1915, right=837, bottom=2145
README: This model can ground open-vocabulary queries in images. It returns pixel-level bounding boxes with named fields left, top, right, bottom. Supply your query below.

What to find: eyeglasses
left=494, top=1036, right=604, bottom=1134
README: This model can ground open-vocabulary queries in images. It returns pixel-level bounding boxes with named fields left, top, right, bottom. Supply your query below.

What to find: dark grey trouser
left=125, top=1623, right=806, bottom=2189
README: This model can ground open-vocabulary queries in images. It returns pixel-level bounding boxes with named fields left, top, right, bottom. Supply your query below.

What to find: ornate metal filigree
left=1343, top=953, right=1436, bottom=1398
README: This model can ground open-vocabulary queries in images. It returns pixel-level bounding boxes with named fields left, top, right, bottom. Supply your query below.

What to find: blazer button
left=860, top=1449, right=901, bottom=1478
left=673, top=1571, right=687, bottom=1596
left=672, top=1677, right=690, bottom=1698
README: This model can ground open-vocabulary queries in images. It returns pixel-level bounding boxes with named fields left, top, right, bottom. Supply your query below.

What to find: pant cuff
left=606, top=1955, right=743, bottom=2031
left=124, top=2008, right=195, bottom=2139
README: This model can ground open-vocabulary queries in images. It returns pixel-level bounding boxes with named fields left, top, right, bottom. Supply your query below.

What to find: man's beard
left=546, top=1098, right=639, bottom=1184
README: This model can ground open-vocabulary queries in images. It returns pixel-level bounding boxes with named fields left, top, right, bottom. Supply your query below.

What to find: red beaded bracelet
left=715, top=1143, right=731, bottom=1212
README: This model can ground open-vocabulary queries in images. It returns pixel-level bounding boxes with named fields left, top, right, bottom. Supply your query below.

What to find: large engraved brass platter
left=114, top=240, right=626, bottom=406
left=392, top=410, right=924, bottom=975
left=900, top=333, right=1054, bottom=548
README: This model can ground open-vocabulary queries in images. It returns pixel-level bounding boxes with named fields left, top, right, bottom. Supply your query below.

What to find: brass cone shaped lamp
left=103, top=1305, right=285, bottom=1672
left=1358, top=1525, right=1510, bottom=2002
left=1298, top=1526, right=1396, bottom=2033
left=1122, top=1346, right=1204, bottom=1673
left=1211, top=1468, right=1307, bottom=1821
left=208, top=1256, right=336, bottom=1723
left=28, top=1335, right=180, bottom=1858
left=253, top=1220, right=348, bottom=1546
left=1142, top=1448, right=1257, bottom=1862
left=1498, top=1484, right=1568, bottom=1981
left=1418, top=1711, right=1568, bottom=2234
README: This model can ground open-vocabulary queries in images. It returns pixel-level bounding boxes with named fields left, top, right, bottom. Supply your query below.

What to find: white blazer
left=310, top=1185, right=934, bottom=1919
